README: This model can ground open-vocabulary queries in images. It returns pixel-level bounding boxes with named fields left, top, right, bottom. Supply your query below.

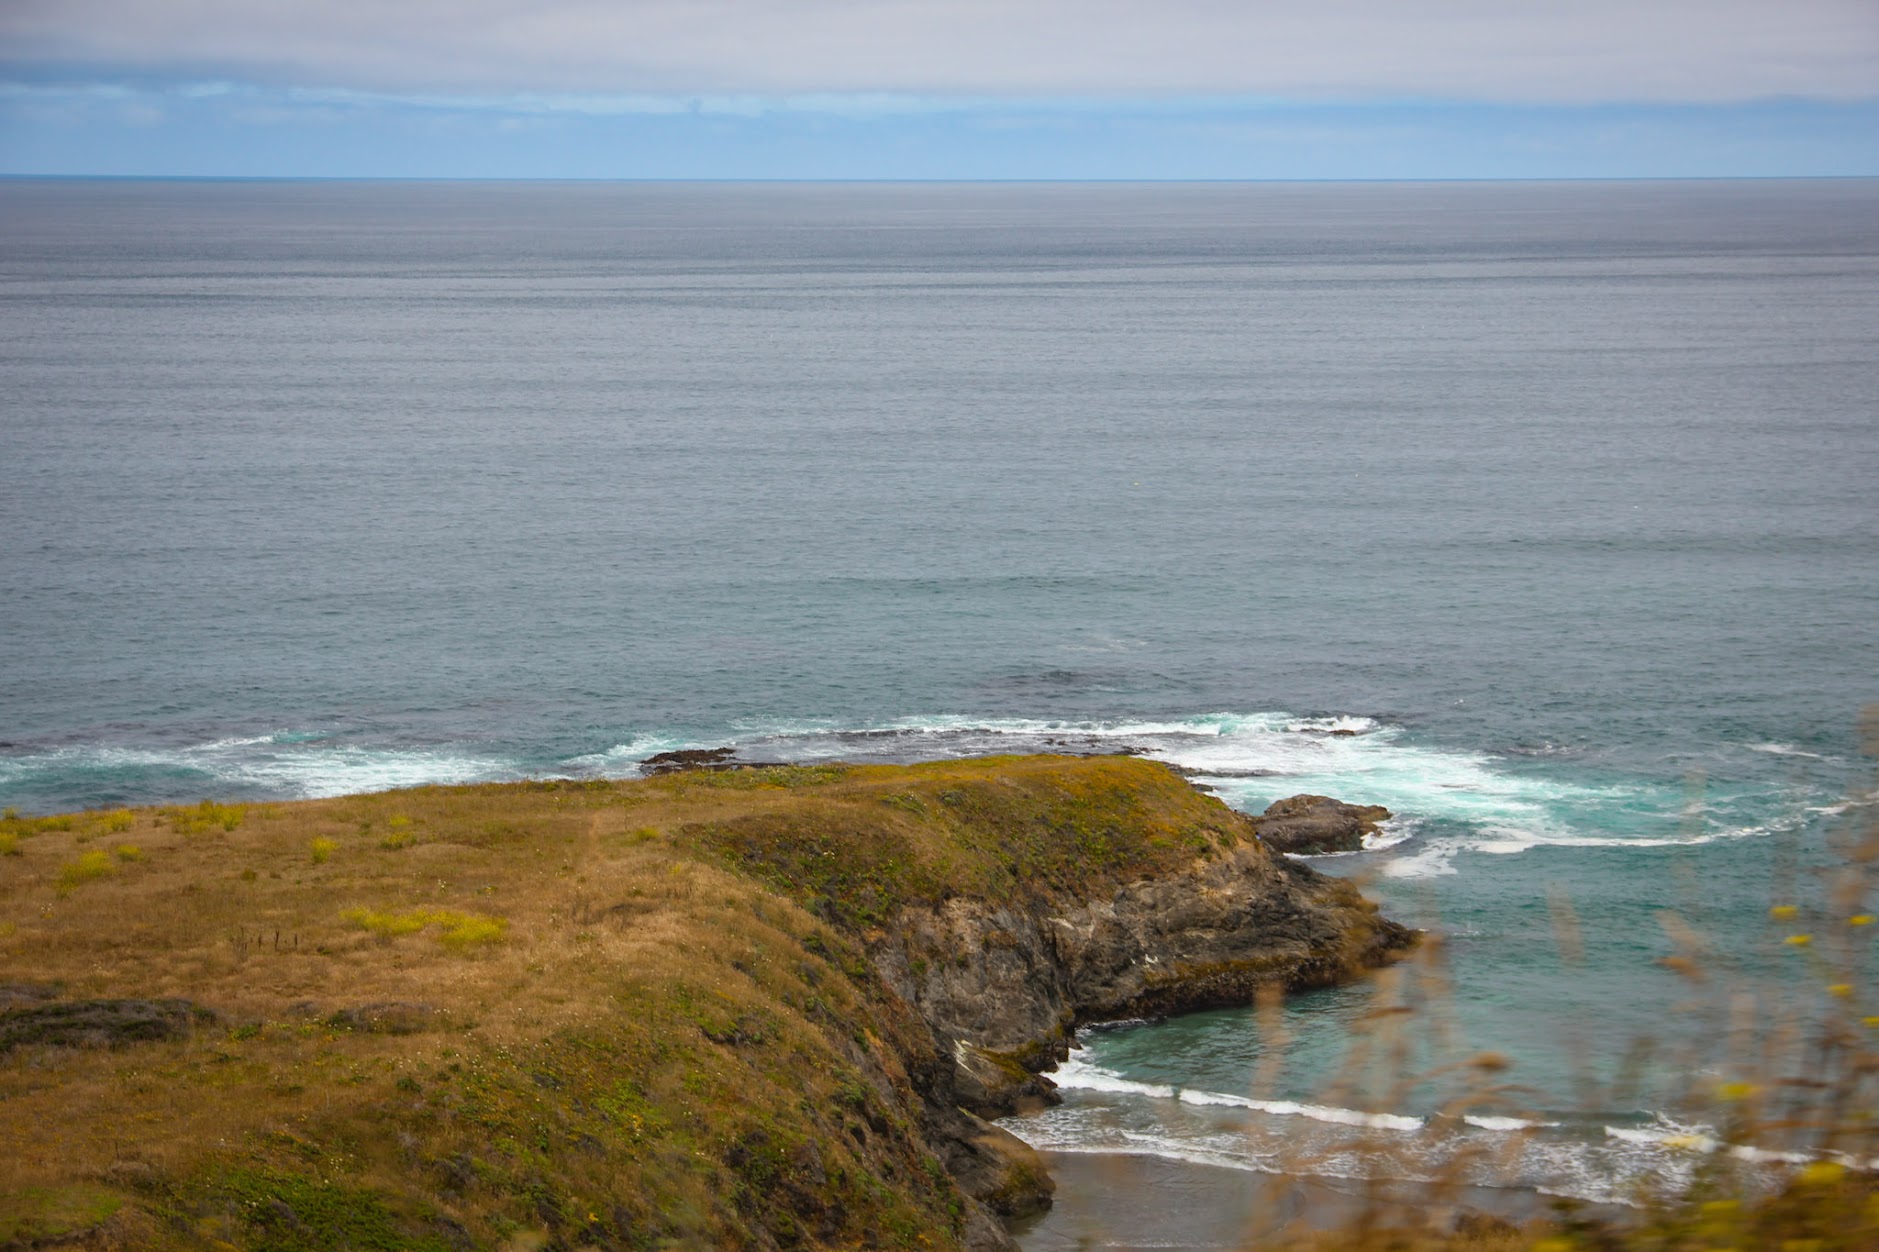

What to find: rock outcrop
left=1251, top=793, right=1393, bottom=855
left=672, top=762, right=1424, bottom=1240
left=0, top=998, right=217, bottom=1052
left=874, top=833, right=1413, bottom=1124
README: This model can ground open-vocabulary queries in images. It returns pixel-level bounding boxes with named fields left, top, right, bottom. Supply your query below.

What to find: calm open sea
left=3, top=179, right=1876, bottom=1239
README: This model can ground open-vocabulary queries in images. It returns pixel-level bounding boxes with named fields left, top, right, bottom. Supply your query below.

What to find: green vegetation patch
left=56, top=849, right=118, bottom=893
left=1, top=807, right=72, bottom=836
left=380, top=980, right=966, bottom=1250
left=0, top=1182, right=124, bottom=1245
left=0, top=806, right=137, bottom=850
left=683, top=755, right=1241, bottom=928
left=341, top=906, right=508, bottom=948
left=379, top=814, right=420, bottom=849
left=187, top=1167, right=458, bottom=1252
left=685, top=804, right=945, bottom=930
left=670, top=763, right=855, bottom=792
left=161, top=799, right=246, bottom=835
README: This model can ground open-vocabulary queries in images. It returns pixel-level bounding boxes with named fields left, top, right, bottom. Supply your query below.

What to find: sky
left=1, top=0, right=1875, bottom=179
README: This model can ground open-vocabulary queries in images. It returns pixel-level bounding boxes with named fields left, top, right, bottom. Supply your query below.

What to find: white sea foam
left=562, top=735, right=697, bottom=774
left=1380, top=815, right=1786, bottom=879
left=1035, top=1141, right=1275, bottom=1177
left=1051, top=1056, right=1176, bottom=1099
left=220, top=746, right=513, bottom=798
left=1176, top=1088, right=1425, bottom=1131
left=1362, top=818, right=1419, bottom=852
left=1468, top=824, right=1773, bottom=855
left=0, top=737, right=520, bottom=802
left=6, top=710, right=1824, bottom=873
left=1281, top=715, right=1381, bottom=735
left=1381, top=839, right=1465, bottom=878
left=1052, top=1056, right=1423, bottom=1131
left=711, top=712, right=1640, bottom=865
left=1114, top=1135, right=1276, bottom=1175
left=1002, top=1105, right=1301, bottom=1181
left=1014, top=1052, right=1879, bottom=1210
left=1748, top=742, right=1829, bottom=760
left=1463, top=1114, right=1556, bottom=1132
left=194, top=733, right=293, bottom=750
left=1807, top=793, right=1878, bottom=816
left=1013, top=1086, right=1838, bottom=1212
left=1598, top=1117, right=1877, bottom=1168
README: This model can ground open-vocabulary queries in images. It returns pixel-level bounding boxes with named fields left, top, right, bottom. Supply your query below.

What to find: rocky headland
left=0, top=757, right=1410, bottom=1250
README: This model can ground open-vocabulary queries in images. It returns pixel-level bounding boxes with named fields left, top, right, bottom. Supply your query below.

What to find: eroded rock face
left=941, top=1113, right=1055, bottom=1221
left=873, top=828, right=1412, bottom=1243
left=875, top=839, right=1413, bottom=1120
left=1252, top=794, right=1392, bottom=855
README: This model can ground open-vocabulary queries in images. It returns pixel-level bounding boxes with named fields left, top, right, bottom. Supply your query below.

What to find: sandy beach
left=1014, top=1150, right=1634, bottom=1250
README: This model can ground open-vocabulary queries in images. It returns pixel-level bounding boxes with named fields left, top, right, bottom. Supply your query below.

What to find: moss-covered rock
left=0, top=999, right=216, bottom=1053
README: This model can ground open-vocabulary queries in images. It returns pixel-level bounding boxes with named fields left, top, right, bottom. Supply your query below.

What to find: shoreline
left=1013, top=1150, right=1632, bottom=1249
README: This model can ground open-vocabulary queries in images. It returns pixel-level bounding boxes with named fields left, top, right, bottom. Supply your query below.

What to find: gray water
left=3, top=178, right=1876, bottom=1229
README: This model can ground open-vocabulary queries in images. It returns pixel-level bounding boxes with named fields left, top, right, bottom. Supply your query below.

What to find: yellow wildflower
left=1795, top=1161, right=1845, bottom=1187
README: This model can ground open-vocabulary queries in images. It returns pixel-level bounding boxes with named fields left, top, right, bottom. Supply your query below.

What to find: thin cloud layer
left=4, top=0, right=1875, bottom=102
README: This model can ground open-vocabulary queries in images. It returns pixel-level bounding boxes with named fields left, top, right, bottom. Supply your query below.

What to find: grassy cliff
left=0, top=755, right=1400, bottom=1251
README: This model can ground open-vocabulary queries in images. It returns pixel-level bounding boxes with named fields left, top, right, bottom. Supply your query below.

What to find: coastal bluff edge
left=0, top=755, right=1412, bottom=1250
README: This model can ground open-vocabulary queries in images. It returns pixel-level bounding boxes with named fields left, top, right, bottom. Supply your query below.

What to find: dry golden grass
left=0, top=755, right=1270, bottom=1250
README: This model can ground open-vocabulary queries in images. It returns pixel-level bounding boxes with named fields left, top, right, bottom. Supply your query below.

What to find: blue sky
left=3, top=2, right=1875, bottom=179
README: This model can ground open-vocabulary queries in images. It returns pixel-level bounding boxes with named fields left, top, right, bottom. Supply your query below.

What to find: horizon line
left=8, top=173, right=1879, bottom=185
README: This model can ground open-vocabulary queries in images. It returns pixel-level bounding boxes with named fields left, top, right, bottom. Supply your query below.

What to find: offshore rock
left=1252, top=793, right=1393, bottom=855
left=640, top=746, right=790, bottom=775
left=639, top=746, right=742, bottom=774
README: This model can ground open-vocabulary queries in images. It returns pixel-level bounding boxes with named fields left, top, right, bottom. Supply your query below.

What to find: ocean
left=3, top=178, right=1876, bottom=1241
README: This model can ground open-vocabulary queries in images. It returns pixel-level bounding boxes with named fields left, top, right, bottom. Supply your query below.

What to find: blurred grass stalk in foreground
left=1233, top=706, right=1877, bottom=1250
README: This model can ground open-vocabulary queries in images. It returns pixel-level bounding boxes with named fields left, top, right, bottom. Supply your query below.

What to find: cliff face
left=660, top=755, right=1417, bottom=1247
left=877, top=842, right=1410, bottom=1119
left=784, top=771, right=1416, bottom=1247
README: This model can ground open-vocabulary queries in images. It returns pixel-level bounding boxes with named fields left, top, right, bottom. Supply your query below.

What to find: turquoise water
left=2, top=178, right=1875, bottom=1219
